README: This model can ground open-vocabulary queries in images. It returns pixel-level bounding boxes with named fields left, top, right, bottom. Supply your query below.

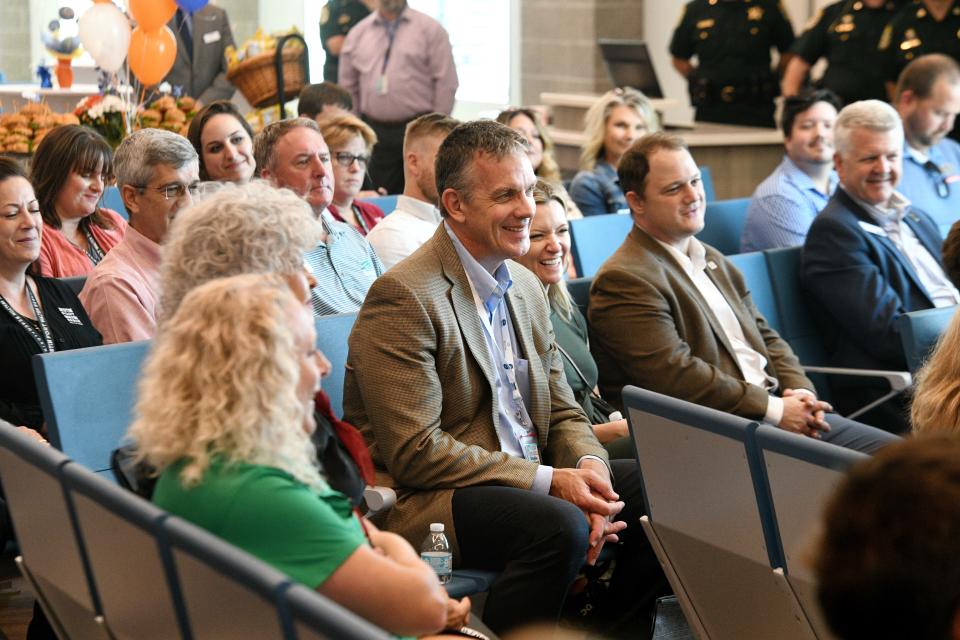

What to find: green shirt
left=154, top=458, right=366, bottom=589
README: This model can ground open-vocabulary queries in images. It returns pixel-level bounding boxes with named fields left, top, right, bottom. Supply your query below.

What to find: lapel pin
left=707, top=260, right=718, bottom=270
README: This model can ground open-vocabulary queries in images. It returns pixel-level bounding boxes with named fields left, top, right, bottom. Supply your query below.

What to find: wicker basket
left=227, top=47, right=306, bottom=109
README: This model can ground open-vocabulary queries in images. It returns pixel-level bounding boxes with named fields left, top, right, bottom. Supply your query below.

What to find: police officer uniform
left=320, top=0, right=371, bottom=83
left=879, top=0, right=960, bottom=140
left=670, top=0, right=795, bottom=128
left=792, top=1, right=901, bottom=104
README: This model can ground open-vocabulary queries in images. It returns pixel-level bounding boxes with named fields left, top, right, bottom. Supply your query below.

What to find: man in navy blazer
left=802, top=100, right=960, bottom=434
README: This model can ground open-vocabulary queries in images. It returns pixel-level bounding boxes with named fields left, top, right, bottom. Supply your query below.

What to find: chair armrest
left=363, top=486, right=396, bottom=515
left=802, top=366, right=911, bottom=390
left=801, top=366, right=912, bottom=421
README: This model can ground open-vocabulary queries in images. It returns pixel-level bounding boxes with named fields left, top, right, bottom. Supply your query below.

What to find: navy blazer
left=801, top=188, right=941, bottom=371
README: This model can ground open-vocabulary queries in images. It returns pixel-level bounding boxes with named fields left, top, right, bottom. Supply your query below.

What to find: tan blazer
left=343, top=226, right=607, bottom=560
left=589, top=225, right=812, bottom=418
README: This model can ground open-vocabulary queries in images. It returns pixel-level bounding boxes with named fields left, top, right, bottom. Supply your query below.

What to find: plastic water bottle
left=420, top=522, right=452, bottom=584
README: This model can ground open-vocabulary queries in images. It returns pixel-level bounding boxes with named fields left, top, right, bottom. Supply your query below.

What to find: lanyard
left=474, top=288, right=539, bottom=462
left=83, top=226, right=105, bottom=265
left=380, top=13, right=402, bottom=74
left=0, top=280, right=56, bottom=353
left=351, top=204, right=371, bottom=235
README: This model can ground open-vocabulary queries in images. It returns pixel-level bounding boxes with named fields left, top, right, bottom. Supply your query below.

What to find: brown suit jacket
left=589, top=225, right=812, bottom=418
left=343, top=225, right=606, bottom=561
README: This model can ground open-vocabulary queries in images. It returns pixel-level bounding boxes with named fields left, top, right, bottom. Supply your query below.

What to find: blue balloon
left=175, top=0, right=209, bottom=12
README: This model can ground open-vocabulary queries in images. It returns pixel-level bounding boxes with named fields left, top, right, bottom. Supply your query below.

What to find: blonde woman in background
left=512, top=180, right=632, bottom=458
left=129, top=274, right=471, bottom=639
left=569, top=87, right=659, bottom=216
left=496, top=107, right=582, bottom=219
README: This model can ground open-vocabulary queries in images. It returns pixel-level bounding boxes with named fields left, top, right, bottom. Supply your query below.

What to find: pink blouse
left=38, top=208, right=128, bottom=278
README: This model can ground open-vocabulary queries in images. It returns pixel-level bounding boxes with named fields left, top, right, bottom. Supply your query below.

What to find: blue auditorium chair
left=358, top=195, right=399, bottom=215
left=699, top=165, right=717, bottom=202
left=727, top=251, right=782, bottom=333
left=569, top=212, right=632, bottom=278
left=62, top=461, right=187, bottom=638
left=764, top=247, right=911, bottom=417
left=102, top=185, right=128, bottom=220
left=753, top=425, right=867, bottom=640
left=621, top=386, right=816, bottom=640
left=314, top=312, right=357, bottom=418
left=0, top=423, right=108, bottom=639
left=896, top=306, right=957, bottom=374
left=695, top=198, right=750, bottom=256
left=33, top=340, right=150, bottom=476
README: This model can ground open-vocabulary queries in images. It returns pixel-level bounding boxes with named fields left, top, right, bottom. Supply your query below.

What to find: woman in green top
left=513, top=180, right=633, bottom=459
left=128, top=274, right=469, bottom=638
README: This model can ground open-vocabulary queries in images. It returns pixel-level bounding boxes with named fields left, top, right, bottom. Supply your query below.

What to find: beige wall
left=520, top=0, right=644, bottom=105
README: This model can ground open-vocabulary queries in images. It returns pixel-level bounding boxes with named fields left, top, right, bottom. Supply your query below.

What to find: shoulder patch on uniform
left=878, top=23, right=892, bottom=50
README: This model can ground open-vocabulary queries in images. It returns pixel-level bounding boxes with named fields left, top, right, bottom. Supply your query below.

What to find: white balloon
left=78, top=4, right=131, bottom=73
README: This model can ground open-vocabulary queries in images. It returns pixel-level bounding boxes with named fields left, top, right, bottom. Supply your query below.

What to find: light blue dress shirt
left=741, top=155, right=837, bottom=252
left=899, top=139, right=960, bottom=231
left=445, top=224, right=554, bottom=493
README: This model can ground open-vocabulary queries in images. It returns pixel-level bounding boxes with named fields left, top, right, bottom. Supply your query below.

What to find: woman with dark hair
left=0, top=156, right=102, bottom=431
left=186, top=100, right=256, bottom=183
left=32, top=125, right=126, bottom=278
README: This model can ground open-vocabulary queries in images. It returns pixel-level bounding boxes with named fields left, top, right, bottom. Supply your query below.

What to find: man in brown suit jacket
left=344, top=121, right=665, bottom=634
left=589, top=132, right=896, bottom=453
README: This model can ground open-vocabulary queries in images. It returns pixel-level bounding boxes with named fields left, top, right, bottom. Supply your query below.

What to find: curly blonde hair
left=579, top=87, right=660, bottom=172
left=128, top=274, right=324, bottom=490
left=911, top=311, right=960, bottom=435
left=159, top=180, right=323, bottom=322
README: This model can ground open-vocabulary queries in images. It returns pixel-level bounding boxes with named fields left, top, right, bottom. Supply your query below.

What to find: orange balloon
left=128, top=26, right=177, bottom=87
left=129, top=0, right=176, bottom=31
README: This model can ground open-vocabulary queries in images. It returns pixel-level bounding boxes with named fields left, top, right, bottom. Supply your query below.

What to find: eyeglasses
left=334, top=152, right=370, bottom=168
left=924, top=161, right=950, bottom=199
left=135, top=181, right=209, bottom=201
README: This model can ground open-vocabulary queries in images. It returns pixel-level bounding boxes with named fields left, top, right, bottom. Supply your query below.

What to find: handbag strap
left=556, top=342, right=602, bottom=401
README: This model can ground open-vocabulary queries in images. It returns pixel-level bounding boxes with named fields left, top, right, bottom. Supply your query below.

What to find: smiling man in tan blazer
left=589, top=132, right=897, bottom=454
left=344, top=120, right=664, bottom=635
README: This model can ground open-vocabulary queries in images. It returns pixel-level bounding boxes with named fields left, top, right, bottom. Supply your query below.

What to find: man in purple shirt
left=338, top=0, right=458, bottom=195
left=80, top=129, right=200, bottom=344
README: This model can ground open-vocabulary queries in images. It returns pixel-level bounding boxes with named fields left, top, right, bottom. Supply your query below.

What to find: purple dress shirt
left=338, top=7, right=458, bottom=121
left=79, top=226, right=162, bottom=345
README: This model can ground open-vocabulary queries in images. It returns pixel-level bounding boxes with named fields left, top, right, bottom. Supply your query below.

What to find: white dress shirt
left=852, top=190, right=960, bottom=308
left=366, top=195, right=443, bottom=269
left=656, top=236, right=791, bottom=425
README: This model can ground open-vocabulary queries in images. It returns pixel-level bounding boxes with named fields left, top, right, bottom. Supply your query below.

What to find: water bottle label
left=421, top=551, right=452, bottom=576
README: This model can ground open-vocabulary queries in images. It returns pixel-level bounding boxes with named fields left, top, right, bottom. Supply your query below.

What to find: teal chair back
left=567, top=276, right=591, bottom=317
left=569, top=213, right=633, bottom=278
left=314, top=312, right=358, bottom=417
left=896, top=306, right=957, bottom=373
left=33, top=341, right=150, bottom=475
left=699, top=165, right=716, bottom=202
left=727, top=251, right=782, bottom=334
left=102, top=185, right=128, bottom=220
left=696, top=198, right=750, bottom=255
left=358, top=195, right=399, bottom=215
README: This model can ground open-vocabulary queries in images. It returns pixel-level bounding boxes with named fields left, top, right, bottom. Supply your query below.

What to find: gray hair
left=159, top=179, right=324, bottom=321
left=113, top=128, right=198, bottom=188
left=834, top=100, right=904, bottom=158
left=435, top=120, right=529, bottom=217
left=253, top=118, right=322, bottom=177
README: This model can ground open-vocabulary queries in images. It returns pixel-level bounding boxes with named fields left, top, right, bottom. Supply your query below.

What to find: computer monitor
left=598, top=39, right=664, bottom=99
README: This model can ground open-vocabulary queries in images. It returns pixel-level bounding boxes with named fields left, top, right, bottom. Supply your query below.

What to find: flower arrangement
left=74, top=94, right=130, bottom=148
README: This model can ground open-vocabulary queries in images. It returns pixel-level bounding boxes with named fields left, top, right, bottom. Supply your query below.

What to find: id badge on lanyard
left=519, top=432, right=541, bottom=464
